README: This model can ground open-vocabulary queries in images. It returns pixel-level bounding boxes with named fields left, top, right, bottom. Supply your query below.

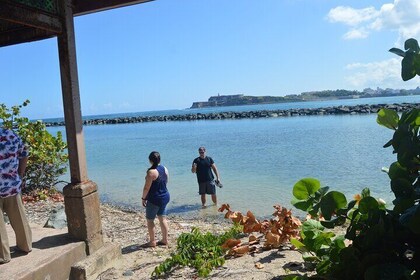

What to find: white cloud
left=328, top=0, right=420, bottom=41
left=345, top=58, right=419, bottom=88
left=343, top=28, right=369, bottom=40
left=327, top=6, right=379, bottom=26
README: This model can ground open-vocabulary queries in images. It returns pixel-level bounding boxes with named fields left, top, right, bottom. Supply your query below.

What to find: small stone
left=44, top=205, right=67, bottom=229
left=123, top=270, right=134, bottom=276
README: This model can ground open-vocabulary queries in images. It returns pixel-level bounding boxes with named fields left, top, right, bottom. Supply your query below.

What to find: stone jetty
left=44, top=103, right=420, bottom=127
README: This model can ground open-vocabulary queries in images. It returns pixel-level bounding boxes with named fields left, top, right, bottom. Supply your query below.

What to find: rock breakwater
left=44, top=103, right=419, bottom=127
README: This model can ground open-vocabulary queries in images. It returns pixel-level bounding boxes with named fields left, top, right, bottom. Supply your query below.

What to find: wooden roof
left=0, top=0, right=154, bottom=47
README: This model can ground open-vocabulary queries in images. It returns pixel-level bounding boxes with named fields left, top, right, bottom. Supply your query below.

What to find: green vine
left=152, top=225, right=242, bottom=278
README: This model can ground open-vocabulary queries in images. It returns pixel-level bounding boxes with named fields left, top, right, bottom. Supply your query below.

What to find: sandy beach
left=21, top=198, right=312, bottom=280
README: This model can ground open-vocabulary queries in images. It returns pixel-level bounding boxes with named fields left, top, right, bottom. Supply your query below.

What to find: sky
left=1, top=0, right=420, bottom=119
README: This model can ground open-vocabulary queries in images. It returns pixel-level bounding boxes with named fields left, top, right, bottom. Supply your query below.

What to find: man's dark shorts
left=198, top=181, right=216, bottom=195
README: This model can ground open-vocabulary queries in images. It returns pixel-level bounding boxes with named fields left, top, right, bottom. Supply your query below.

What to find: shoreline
left=23, top=199, right=311, bottom=279
left=44, top=102, right=420, bottom=127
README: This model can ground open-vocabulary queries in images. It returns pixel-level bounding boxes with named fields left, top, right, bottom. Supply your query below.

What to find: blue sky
left=1, top=0, right=420, bottom=119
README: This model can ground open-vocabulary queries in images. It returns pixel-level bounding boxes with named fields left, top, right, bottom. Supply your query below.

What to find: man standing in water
left=191, top=146, right=221, bottom=208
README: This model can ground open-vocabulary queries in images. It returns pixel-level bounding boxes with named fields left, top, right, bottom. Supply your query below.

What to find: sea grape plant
left=289, top=38, right=420, bottom=279
left=389, top=38, right=420, bottom=81
left=0, top=100, right=68, bottom=193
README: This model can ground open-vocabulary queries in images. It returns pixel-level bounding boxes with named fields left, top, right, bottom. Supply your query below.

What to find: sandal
left=157, top=241, right=168, bottom=246
left=140, top=242, right=156, bottom=248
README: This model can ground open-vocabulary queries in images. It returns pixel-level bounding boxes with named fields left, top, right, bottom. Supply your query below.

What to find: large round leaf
left=302, top=219, right=324, bottom=239
left=319, top=191, right=347, bottom=220
left=404, top=38, right=420, bottom=52
left=388, top=162, right=411, bottom=181
left=358, top=197, right=379, bottom=214
left=376, top=108, right=399, bottom=130
left=291, top=197, right=313, bottom=211
left=402, top=52, right=417, bottom=81
left=293, top=178, right=320, bottom=200
left=400, top=204, right=420, bottom=234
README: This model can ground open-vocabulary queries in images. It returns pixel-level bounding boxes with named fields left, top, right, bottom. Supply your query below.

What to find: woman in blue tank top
left=141, top=151, right=170, bottom=247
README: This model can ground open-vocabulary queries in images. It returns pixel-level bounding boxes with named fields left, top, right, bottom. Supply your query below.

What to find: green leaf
left=358, top=196, right=379, bottom=214
left=293, top=178, right=321, bottom=200
left=401, top=52, right=417, bottom=81
left=376, top=108, right=399, bottom=130
left=319, top=191, right=347, bottom=220
left=361, top=188, right=371, bottom=198
left=388, top=162, right=411, bottom=181
left=302, top=219, right=324, bottom=239
left=314, top=186, right=329, bottom=200
left=393, top=197, right=415, bottom=214
left=404, top=38, right=420, bottom=53
left=391, top=178, right=414, bottom=197
left=290, top=238, right=306, bottom=249
left=399, top=108, right=420, bottom=126
left=399, top=204, right=420, bottom=234
left=389, top=47, right=406, bottom=57
left=364, top=263, right=411, bottom=280
left=383, top=139, right=393, bottom=148
left=291, top=198, right=313, bottom=211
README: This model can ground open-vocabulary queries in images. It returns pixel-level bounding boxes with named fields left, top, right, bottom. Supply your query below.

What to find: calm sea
left=47, top=95, right=419, bottom=219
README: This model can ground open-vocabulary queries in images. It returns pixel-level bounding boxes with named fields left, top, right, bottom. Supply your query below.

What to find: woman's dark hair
left=148, top=151, right=161, bottom=170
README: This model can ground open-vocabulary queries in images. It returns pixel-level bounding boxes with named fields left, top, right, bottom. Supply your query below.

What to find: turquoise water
left=47, top=96, right=419, bottom=219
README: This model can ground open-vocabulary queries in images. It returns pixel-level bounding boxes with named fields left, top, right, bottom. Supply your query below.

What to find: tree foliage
left=0, top=100, right=68, bottom=193
left=289, top=38, right=420, bottom=279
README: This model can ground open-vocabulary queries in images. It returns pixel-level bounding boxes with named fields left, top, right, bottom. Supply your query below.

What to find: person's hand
left=142, top=199, right=147, bottom=207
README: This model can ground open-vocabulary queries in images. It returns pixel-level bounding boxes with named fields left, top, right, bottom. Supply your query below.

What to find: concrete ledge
left=1, top=223, right=86, bottom=280
left=70, top=242, right=122, bottom=280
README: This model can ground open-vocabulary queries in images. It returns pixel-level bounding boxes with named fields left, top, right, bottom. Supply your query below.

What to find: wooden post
left=57, top=0, right=103, bottom=254
left=57, top=0, right=87, bottom=184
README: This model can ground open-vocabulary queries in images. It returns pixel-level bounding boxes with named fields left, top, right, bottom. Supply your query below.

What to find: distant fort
left=190, top=94, right=301, bottom=108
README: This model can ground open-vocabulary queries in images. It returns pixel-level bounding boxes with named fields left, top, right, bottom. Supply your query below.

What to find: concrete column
left=57, top=0, right=103, bottom=254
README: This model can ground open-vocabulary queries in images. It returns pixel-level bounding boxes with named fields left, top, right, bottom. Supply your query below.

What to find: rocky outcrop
left=44, top=103, right=419, bottom=127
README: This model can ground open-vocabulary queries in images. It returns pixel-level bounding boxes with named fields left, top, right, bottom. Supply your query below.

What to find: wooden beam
left=0, top=1, right=61, bottom=33
left=57, top=0, right=88, bottom=183
left=73, top=0, right=154, bottom=16
left=0, top=26, right=55, bottom=47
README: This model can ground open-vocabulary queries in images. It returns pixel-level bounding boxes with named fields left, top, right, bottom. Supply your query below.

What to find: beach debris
left=221, top=238, right=241, bottom=249
left=218, top=203, right=301, bottom=256
left=255, top=262, right=264, bottom=269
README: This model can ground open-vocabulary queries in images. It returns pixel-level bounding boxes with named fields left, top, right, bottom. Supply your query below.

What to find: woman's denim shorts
left=146, top=201, right=168, bottom=220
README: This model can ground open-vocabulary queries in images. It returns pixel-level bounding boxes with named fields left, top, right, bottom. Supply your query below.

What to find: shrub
left=289, top=38, right=420, bottom=279
left=0, top=100, right=68, bottom=193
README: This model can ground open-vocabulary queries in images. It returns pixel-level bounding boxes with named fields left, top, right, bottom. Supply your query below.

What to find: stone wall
left=44, top=103, right=419, bottom=127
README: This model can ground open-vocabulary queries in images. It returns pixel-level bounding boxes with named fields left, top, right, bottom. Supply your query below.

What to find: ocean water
left=47, top=95, right=419, bottom=219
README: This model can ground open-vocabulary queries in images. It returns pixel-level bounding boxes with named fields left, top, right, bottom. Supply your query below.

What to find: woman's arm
left=142, top=170, right=157, bottom=207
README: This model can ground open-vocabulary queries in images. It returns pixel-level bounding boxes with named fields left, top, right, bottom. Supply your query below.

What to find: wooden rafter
left=73, top=0, right=154, bottom=16
left=0, top=1, right=61, bottom=33
left=0, top=26, right=55, bottom=47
